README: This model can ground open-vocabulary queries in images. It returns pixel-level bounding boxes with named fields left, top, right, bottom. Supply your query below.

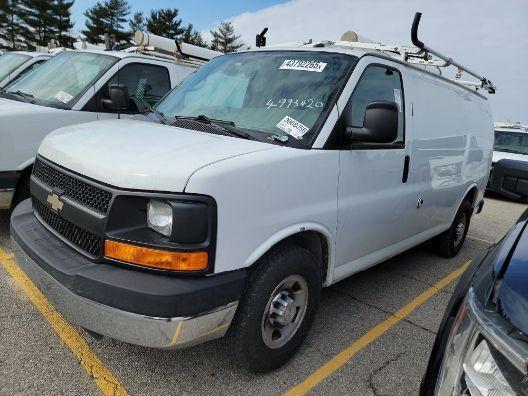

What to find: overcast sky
left=220, top=0, right=527, bottom=124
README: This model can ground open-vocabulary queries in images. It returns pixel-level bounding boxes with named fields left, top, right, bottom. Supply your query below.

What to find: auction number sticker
left=55, top=91, right=73, bottom=103
left=279, top=59, right=327, bottom=72
left=276, top=116, right=309, bottom=140
left=266, top=98, right=324, bottom=110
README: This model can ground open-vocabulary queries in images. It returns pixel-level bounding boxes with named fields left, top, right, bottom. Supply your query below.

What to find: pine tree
left=0, top=0, right=28, bottom=50
left=182, top=23, right=206, bottom=47
left=19, top=0, right=59, bottom=49
left=82, top=0, right=130, bottom=44
left=146, top=8, right=184, bottom=40
left=128, top=11, right=144, bottom=33
left=0, top=0, right=9, bottom=49
left=209, top=21, right=243, bottom=53
left=54, top=0, right=74, bottom=47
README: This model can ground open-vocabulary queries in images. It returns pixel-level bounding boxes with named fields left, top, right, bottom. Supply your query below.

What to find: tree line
left=0, top=0, right=244, bottom=53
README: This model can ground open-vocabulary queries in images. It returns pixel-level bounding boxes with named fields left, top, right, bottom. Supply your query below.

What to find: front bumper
left=487, top=159, right=528, bottom=201
left=10, top=200, right=246, bottom=349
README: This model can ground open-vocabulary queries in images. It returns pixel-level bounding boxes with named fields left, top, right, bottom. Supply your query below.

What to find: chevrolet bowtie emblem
left=47, top=192, right=64, bottom=212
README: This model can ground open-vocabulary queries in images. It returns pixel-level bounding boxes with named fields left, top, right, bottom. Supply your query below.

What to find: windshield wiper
left=135, top=96, right=168, bottom=125
left=174, top=114, right=255, bottom=140
left=9, top=90, right=34, bottom=103
left=145, top=105, right=168, bottom=125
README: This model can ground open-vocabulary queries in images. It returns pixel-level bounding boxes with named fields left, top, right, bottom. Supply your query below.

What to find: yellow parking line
left=0, top=249, right=128, bottom=396
left=285, top=259, right=472, bottom=396
left=467, top=235, right=495, bottom=245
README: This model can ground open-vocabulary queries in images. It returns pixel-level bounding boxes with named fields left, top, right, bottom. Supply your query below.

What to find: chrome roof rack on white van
left=260, top=12, right=496, bottom=95
left=337, top=13, right=495, bottom=94
left=127, top=31, right=221, bottom=67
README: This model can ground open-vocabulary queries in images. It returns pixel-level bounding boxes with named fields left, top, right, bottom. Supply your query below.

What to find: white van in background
left=487, top=121, right=528, bottom=201
left=0, top=51, right=52, bottom=88
left=11, top=13, right=495, bottom=372
left=0, top=38, right=220, bottom=209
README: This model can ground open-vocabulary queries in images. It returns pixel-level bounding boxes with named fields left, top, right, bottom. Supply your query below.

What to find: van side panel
left=404, top=68, right=493, bottom=238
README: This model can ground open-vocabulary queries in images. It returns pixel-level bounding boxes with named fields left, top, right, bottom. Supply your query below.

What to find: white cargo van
left=11, top=14, right=495, bottom=371
left=487, top=121, right=528, bottom=200
left=0, top=40, right=220, bottom=209
left=0, top=51, right=52, bottom=88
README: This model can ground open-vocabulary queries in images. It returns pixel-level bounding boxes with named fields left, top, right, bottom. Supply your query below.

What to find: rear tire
left=229, top=244, right=322, bottom=372
left=432, top=199, right=472, bottom=258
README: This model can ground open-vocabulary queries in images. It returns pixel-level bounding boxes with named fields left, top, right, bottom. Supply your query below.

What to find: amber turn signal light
left=104, top=240, right=208, bottom=271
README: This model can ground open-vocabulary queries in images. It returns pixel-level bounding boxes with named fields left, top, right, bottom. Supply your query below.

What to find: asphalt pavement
left=0, top=194, right=525, bottom=395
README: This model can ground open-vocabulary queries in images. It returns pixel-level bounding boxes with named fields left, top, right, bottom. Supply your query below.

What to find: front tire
left=230, top=244, right=322, bottom=372
left=432, top=199, right=472, bottom=258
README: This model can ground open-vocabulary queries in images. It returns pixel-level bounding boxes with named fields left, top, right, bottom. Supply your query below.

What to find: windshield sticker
left=276, top=116, right=309, bottom=140
left=55, top=91, right=73, bottom=103
left=393, top=89, right=402, bottom=112
left=279, top=60, right=327, bottom=72
left=266, top=98, right=324, bottom=110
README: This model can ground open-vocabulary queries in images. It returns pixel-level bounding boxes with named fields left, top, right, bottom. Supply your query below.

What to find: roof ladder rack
left=128, top=31, right=222, bottom=66
left=411, top=12, right=496, bottom=94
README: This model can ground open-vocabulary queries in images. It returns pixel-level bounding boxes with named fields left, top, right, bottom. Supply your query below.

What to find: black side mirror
left=345, top=101, right=398, bottom=143
left=101, top=84, right=130, bottom=111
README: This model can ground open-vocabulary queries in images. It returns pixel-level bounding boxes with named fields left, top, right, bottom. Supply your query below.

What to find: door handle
left=402, top=155, right=410, bottom=183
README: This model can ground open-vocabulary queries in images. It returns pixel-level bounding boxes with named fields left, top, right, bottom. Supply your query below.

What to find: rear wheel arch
left=464, top=185, right=479, bottom=209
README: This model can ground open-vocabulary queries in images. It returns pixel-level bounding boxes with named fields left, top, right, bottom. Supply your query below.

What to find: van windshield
left=156, top=51, right=356, bottom=146
left=0, top=53, right=31, bottom=82
left=494, top=131, right=528, bottom=155
left=4, top=51, right=116, bottom=109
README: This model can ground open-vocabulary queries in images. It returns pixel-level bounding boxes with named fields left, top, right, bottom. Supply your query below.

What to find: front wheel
left=432, top=199, right=472, bottom=258
left=230, top=244, right=322, bottom=372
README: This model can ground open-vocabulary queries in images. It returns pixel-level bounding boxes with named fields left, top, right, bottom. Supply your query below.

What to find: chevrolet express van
left=0, top=43, right=219, bottom=210
left=11, top=14, right=496, bottom=372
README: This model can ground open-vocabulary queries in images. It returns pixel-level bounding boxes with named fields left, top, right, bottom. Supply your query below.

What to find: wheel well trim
left=450, top=183, right=479, bottom=223
left=244, top=223, right=336, bottom=286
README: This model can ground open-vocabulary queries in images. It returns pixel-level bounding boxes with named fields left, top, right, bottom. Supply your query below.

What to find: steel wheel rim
left=261, top=275, right=309, bottom=349
left=454, top=212, right=467, bottom=247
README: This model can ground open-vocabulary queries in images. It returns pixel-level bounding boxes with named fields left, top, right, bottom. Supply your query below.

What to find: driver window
left=93, top=63, right=171, bottom=114
left=346, top=65, right=405, bottom=144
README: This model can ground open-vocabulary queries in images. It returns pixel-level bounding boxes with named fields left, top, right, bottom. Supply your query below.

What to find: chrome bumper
left=0, top=188, right=14, bottom=209
left=13, top=242, right=238, bottom=349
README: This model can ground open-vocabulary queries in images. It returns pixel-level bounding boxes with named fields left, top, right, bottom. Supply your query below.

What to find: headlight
left=435, top=289, right=528, bottom=395
left=147, top=200, right=173, bottom=237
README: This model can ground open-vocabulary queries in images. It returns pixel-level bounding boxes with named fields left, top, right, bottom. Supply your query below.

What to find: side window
left=346, top=65, right=405, bottom=144
left=90, top=63, right=171, bottom=114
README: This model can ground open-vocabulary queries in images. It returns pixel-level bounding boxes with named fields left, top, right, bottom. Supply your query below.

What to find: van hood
left=39, top=119, right=276, bottom=192
left=0, top=96, right=64, bottom=114
left=0, top=97, right=96, bottom=172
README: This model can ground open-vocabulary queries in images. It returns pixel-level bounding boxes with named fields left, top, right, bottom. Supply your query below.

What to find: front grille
left=32, top=158, right=112, bottom=214
left=33, top=198, right=102, bottom=257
